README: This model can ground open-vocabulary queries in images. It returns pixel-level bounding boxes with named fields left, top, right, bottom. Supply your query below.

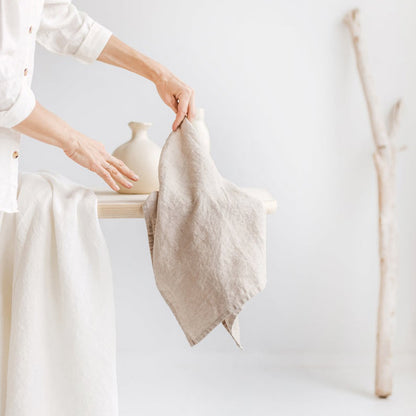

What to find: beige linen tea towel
left=143, top=116, right=267, bottom=348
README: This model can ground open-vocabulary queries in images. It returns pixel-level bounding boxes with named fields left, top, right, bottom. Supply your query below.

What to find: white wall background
left=21, top=0, right=416, bottom=371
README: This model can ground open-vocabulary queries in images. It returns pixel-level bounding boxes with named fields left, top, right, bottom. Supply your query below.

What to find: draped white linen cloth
left=0, top=171, right=118, bottom=416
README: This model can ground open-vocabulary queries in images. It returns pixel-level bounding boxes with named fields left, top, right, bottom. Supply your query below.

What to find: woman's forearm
left=14, top=101, right=79, bottom=153
left=98, top=35, right=195, bottom=131
left=11, top=34, right=195, bottom=191
left=97, top=35, right=169, bottom=83
left=13, top=101, right=138, bottom=191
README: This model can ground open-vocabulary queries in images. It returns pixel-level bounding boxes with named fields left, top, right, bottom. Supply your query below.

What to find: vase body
left=112, top=122, right=161, bottom=194
left=191, top=108, right=210, bottom=151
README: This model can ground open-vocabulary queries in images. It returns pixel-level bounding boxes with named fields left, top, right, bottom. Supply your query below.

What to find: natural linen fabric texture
left=143, top=118, right=267, bottom=348
left=0, top=171, right=118, bottom=416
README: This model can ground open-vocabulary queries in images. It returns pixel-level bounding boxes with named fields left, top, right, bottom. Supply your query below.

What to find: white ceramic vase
left=191, top=108, right=211, bottom=152
left=112, top=121, right=161, bottom=194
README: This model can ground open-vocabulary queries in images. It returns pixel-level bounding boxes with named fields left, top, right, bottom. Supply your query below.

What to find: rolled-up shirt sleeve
left=0, top=53, right=37, bottom=129
left=36, top=1, right=112, bottom=64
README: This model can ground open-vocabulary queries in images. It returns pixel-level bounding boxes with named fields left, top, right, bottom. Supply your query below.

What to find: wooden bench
left=95, top=188, right=277, bottom=219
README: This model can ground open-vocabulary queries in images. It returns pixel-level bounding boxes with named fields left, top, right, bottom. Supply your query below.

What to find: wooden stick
left=344, top=8, right=401, bottom=398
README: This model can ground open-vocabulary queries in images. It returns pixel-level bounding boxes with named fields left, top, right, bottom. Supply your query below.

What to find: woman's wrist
left=128, top=49, right=172, bottom=86
left=61, top=129, right=82, bottom=157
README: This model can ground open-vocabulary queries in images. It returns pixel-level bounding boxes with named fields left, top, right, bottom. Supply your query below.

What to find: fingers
left=69, top=136, right=139, bottom=192
left=172, top=95, right=190, bottom=131
left=105, top=164, right=134, bottom=189
left=95, top=165, right=121, bottom=192
left=108, top=155, right=139, bottom=181
left=92, top=158, right=138, bottom=192
left=155, top=74, right=195, bottom=130
left=167, top=95, right=178, bottom=113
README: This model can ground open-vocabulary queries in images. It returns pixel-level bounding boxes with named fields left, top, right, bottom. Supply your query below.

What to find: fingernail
left=133, top=174, right=139, bottom=180
left=126, top=182, right=133, bottom=188
left=115, top=185, right=120, bottom=191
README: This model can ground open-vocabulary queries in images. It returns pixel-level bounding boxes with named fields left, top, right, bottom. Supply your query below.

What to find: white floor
left=116, top=351, right=416, bottom=416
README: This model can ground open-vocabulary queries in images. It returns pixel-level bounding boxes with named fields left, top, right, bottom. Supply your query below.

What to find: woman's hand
left=63, top=134, right=139, bottom=192
left=154, top=72, right=196, bottom=131
left=97, top=36, right=196, bottom=131
left=14, top=102, right=139, bottom=192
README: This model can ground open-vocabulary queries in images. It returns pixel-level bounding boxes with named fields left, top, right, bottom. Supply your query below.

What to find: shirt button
left=23, top=68, right=28, bottom=76
left=28, top=26, right=33, bottom=34
left=12, top=150, right=19, bottom=159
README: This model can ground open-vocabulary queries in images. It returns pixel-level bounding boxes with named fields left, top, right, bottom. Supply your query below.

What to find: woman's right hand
left=63, top=134, right=139, bottom=192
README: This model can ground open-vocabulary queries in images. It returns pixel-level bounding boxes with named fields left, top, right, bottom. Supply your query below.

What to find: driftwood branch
left=388, top=99, right=402, bottom=140
left=344, top=8, right=402, bottom=399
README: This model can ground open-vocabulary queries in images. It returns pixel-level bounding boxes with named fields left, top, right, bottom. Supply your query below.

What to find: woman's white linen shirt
left=0, top=0, right=112, bottom=212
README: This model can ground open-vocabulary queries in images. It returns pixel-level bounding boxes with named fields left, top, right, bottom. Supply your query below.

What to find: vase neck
left=129, top=122, right=152, bottom=140
left=194, top=108, right=205, bottom=121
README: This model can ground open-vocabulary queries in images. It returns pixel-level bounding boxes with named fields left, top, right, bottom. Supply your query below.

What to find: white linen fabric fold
left=0, top=171, right=118, bottom=416
left=143, top=118, right=267, bottom=348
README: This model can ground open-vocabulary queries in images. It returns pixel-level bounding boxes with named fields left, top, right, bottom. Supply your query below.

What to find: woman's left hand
left=154, top=72, right=196, bottom=131
left=97, top=35, right=196, bottom=131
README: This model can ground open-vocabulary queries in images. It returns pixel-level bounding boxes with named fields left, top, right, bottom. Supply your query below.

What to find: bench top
left=94, top=188, right=277, bottom=219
